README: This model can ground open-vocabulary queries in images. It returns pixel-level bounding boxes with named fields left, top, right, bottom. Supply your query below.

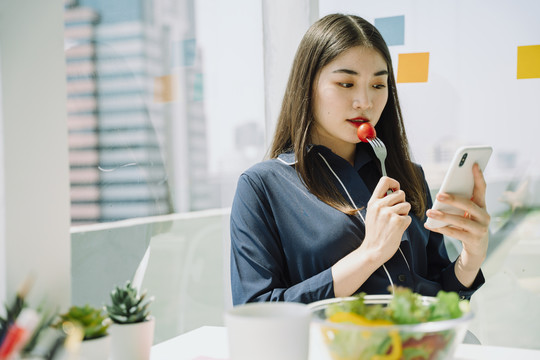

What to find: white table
left=151, top=326, right=540, bottom=360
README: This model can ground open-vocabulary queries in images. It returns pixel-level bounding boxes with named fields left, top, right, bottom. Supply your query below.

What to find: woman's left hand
left=424, top=163, right=490, bottom=286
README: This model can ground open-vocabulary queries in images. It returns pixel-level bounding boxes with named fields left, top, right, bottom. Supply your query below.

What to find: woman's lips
left=348, top=117, right=369, bottom=128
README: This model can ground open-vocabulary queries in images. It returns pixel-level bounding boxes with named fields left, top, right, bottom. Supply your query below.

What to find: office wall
left=0, top=0, right=71, bottom=308
left=0, top=45, right=5, bottom=305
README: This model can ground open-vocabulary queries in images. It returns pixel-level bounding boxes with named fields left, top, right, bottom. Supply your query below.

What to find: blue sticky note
left=375, top=15, right=405, bottom=46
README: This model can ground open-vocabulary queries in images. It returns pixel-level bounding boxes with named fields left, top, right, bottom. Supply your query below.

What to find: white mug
left=225, top=302, right=311, bottom=360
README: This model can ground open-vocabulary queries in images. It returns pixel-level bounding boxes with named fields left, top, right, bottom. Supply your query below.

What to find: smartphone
left=425, top=145, right=493, bottom=229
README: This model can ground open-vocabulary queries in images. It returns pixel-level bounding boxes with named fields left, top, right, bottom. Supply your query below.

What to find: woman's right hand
left=331, top=176, right=411, bottom=297
left=362, top=176, right=411, bottom=265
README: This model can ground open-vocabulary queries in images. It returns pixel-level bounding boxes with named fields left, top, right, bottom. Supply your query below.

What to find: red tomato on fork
left=357, top=122, right=376, bottom=142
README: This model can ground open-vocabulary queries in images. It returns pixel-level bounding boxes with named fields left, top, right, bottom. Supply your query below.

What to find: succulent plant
left=55, top=305, right=109, bottom=340
left=106, top=281, right=153, bottom=324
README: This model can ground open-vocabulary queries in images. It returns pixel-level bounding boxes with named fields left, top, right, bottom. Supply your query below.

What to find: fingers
left=394, top=213, right=412, bottom=230
left=432, top=192, right=488, bottom=225
left=367, top=176, right=411, bottom=231
left=373, top=206, right=411, bottom=231
left=426, top=213, right=489, bottom=253
left=426, top=220, right=475, bottom=241
left=394, top=202, right=412, bottom=216
left=369, top=187, right=409, bottom=213
left=368, top=188, right=411, bottom=217
left=373, top=176, right=400, bottom=199
left=426, top=208, right=485, bottom=233
left=425, top=192, right=491, bottom=244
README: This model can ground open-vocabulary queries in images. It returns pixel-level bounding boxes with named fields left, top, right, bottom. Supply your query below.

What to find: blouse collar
left=276, top=143, right=374, bottom=169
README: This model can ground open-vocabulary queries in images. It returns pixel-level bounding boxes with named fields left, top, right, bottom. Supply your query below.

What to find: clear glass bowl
left=308, top=295, right=473, bottom=360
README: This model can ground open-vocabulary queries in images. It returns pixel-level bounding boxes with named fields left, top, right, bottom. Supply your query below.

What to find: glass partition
left=71, top=209, right=231, bottom=343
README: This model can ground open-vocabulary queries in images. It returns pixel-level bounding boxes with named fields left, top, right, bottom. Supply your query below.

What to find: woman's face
left=311, top=46, right=389, bottom=155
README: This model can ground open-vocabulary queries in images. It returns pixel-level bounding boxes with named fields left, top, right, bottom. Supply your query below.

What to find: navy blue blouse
left=230, top=144, right=484, bottom=305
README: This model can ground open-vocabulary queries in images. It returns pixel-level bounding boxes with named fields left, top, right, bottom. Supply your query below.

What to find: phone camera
left=459, top=153, right=468, bottom=167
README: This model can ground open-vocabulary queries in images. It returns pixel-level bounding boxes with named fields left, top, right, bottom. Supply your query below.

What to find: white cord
left=381, top=263, right=395, bottom=292
left=317, top=153, right=365, bottom=222
left=398, top=248, right=410, bottom=271
left=318, top=152, right=395, bottom=293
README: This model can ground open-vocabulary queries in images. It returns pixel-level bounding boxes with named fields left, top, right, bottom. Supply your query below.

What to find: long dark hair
left=269, top=14, right=426, bottom=218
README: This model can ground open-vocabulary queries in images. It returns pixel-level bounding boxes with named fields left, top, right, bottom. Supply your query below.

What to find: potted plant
left=55, top=304, right=110, bottom=360
left=106, top=281, right=155, bottom=360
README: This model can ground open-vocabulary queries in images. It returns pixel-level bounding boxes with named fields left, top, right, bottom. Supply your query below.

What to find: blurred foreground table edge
left=151, top=326, right=540, bottom=360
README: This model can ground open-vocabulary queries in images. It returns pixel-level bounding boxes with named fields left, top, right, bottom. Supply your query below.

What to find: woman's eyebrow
left=332, top=68, right=358, bottom=75
left=332, top=69, right=389, bottom=76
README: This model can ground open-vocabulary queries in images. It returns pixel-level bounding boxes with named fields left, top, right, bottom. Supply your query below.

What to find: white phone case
left=425, top=145, right=493, bottom=229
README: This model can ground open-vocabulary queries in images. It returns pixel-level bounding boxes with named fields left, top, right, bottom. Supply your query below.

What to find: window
left=64, top=0, right=265, bottom=225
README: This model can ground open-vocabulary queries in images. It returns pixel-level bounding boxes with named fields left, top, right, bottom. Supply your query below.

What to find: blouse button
left=398, top=274, right=407, bottom=282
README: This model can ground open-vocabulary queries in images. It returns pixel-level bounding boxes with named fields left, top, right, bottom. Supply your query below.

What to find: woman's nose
left=352, top=90, right=371, bottom=110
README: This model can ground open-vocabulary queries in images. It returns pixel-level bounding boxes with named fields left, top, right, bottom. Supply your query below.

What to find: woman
left=230, top=14, right=489, bottom=305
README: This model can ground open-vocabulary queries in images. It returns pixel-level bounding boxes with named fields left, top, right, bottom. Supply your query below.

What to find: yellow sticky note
left=397, top=52, right=430, bottom=83
left=517, top=45, right=540, bottom=79
left=154, top=74, right=179, bottom=103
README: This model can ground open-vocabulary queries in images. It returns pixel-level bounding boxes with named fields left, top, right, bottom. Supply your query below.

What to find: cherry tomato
left=357, top=122, right=376, bottom=142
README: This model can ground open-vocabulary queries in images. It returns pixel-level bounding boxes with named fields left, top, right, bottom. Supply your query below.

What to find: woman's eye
left=373, top=84, right=386, bottom=89
left=338, top=82, right=353, bottom=88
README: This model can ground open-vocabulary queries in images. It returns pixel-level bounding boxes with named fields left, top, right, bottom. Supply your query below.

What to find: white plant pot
left=110, top=317, right=155, bottom=360
left=79, top=335, right=111, bottom=360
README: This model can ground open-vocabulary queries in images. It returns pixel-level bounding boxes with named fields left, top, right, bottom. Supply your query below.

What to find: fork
left=367, top=137, right=393, bottom=194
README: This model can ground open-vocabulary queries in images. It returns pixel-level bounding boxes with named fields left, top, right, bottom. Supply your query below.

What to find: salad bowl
left=308, top=290, right=473, bottom=360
